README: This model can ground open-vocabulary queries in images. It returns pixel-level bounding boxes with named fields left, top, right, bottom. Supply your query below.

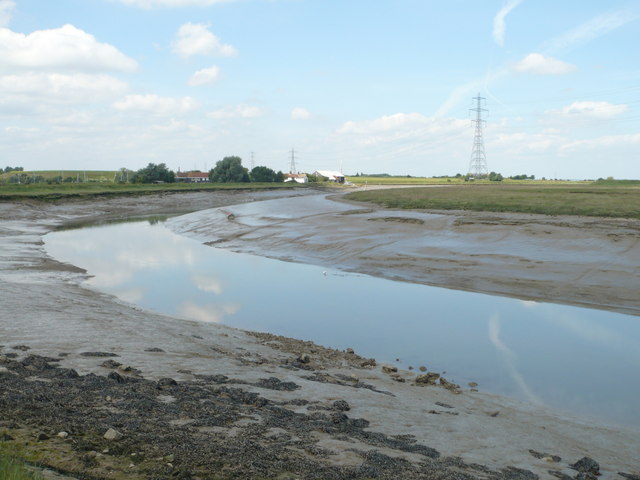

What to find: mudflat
left=1, top=189, right=639, bottom=479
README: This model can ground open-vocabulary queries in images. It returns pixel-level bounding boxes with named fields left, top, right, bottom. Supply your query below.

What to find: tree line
left=125, top=157, right=284, bottom=184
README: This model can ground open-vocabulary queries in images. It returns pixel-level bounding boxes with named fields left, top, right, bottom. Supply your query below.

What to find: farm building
left=285, top=173, right=308, bottom=184
left=175, top=171, right=209, bottom=183
left=314, top=170, right=345, bottom=183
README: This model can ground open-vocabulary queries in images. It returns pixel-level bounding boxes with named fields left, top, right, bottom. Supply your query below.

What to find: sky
left=1, top=0, right=639, bottom=179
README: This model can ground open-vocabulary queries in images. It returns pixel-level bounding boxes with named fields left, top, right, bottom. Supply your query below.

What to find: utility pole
left=250, top=152, right=255, bottom=170
left=467, top=93, right=488, bottom=178
left=289, top=148, right=296, bottom=174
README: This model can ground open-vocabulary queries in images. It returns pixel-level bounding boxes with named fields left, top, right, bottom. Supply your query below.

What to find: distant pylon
left=468, top=93, right=488, bottom=178
left=289, top=148, right=296, bottom=174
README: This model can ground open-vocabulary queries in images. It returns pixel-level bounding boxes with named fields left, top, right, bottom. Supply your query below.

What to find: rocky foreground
left=1, top=346, right=629, bottom=480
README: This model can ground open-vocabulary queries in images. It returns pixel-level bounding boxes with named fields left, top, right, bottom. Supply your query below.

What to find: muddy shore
left=1, top=189, right=639, bottom=479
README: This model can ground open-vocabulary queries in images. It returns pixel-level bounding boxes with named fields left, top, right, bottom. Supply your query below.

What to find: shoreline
left=1, top=190, right=639, bottom=479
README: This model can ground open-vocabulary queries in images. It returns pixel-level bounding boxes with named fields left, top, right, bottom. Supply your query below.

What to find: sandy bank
left=168, top=192, right=640, bottom=317
left=1, top=190, right=639, bottom=479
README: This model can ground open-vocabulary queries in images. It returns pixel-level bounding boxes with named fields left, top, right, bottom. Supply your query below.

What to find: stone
left=57, top=431, right=69, bottom=439
left=468, top=382, right=478, bottom=388
left=1, top=433, right=14, bottom=441
left=101, top=359, right=122, bottom=369
left=80, top=352, right=119, bottom=357
left=108, top=371, right=125, bottom=383
left=381, top=365, right=397, bottom=374
left=415, top=373, right=440, bottom=385
left=360, top=358, right=376, bottom=368
left=390, top=374, right=405, bottom=383
left=297, top=353, right=311, bottom=364
left=36, top=432, right=49, bottom=441
left=157, top=378, right=178, bottom=387
left=439, top=377, right=461, bottom=392
left=618, top=473, right=640, bottom=480
left=345, top=348, right=355, bottom=354
left=144, top=347, right=165, bottom=352
left=103, top=428, right=123, bottom=441
left=333, top=400, right=350, bottom=412
left=570, top=457, right=600, bottom=476
left=419, top=366, right=427, bottom=372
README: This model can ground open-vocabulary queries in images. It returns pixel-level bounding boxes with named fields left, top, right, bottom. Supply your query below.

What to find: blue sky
left=1, top=0, right=639, bottom=178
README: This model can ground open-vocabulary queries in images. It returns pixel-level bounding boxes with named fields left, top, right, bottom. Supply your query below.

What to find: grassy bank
left=0, top=181, right=302, bottom=201
left=345, top=184, right=640, bottom=219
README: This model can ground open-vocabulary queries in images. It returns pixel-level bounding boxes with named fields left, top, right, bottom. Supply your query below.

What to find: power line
left=468, top=93, right=488, bottom=178
left=289, top=148, right=297, bottom=173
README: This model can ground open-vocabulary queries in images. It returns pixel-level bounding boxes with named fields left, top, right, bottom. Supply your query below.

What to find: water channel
left=44, top=217, right=640, bottom=429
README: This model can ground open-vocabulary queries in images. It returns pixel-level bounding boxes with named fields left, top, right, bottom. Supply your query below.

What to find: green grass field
left=345, top=176, right=592, bottom=186
left=0, top=170, right=118, bottom=182
left=345, top=184, right=640, bottom=219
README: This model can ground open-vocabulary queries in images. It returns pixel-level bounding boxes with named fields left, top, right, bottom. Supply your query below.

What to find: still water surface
left=44, top=220, right=640, bottom=428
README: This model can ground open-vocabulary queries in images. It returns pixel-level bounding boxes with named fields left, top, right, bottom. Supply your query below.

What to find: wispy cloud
left=119, top=0, right=232, bottom=7
left=207, top=104, right=265, bottom=119
left=438, top=5, right=638, bottom=116
left=543, top=6, right=640, bottom=54
left=488, top=314, right=542, bottom=404
left=0, top=0, right=15, bottom=27
left=492, top=0, right=523, bottom=47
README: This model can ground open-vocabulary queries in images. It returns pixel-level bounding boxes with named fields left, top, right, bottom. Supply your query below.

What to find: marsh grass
left=345, top=184, right=640, bottom=219
left=0, top=181, right=300, bottom=200
left=0, top=443, right=43, bottom=480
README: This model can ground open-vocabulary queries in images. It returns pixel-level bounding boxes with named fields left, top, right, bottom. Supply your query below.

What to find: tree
left=250, top=165, right=279, bottom=182
left=488, top=171, right=503, bottom=182
left=209, top=156, right=250, bottom=183
left=131, top=163, right=175, bottom=183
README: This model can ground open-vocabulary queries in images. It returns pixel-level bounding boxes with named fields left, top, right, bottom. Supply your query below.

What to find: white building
left=314, top=170, right=345, bottom=183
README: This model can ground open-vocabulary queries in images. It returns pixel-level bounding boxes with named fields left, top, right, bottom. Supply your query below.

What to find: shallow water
left=44, top=219, right=640, bottom=428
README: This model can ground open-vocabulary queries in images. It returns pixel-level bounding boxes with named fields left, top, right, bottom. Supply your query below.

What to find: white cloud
left=512, top=53, right=576, bottom=75
left=548, top=101, right=628, bottom=119
left=207, top=104, right=265, bottom=119
left=172, top=22, right=237, bottom=59
left=119, top=0, right=231, bottom=7
left=0, top=73, right=128, bottom=110
left=0, top=0, right=15, bottom=27
left=291, top=107, right=311, bottom=120
left=492, top=0, right=523, bottom=47
left=179, top=302, right=239, bottom=323
left=0, top=24, right=137, bottom=72
left=188, top=65, right=220, bottom=86
left=113, top=94, right=198, bottom=115
left=192, top=274, right=222, bottom=294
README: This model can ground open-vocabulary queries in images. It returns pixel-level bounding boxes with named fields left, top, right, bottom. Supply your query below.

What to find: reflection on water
left=45, top=220, right=640, bottom=428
